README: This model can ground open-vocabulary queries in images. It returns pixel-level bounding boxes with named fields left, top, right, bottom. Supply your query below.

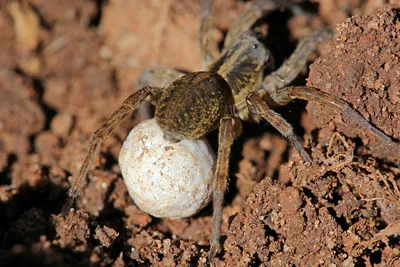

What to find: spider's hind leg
left=270, top=86, right=395, bottom=145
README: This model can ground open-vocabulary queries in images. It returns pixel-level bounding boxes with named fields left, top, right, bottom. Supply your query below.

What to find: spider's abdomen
left=155, top=72, right=233, bottom=140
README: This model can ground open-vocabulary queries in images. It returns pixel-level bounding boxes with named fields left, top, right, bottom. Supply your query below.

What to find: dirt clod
left=307, top=7, right=400, bottom=160
left=95, top=225, right=119, bottom=248
left=52, top=210, right=90, bottom=250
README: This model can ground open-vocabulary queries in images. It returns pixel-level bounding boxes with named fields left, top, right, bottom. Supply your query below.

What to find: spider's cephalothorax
left=63, top=0, right=397, bottom=265
left=210, top=33, right=271, bottom=120
left=155, top=72, right=234, bottom=140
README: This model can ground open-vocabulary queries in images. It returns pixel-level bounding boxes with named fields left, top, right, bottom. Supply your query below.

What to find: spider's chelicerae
left=63, top=0, right=395, bottom=263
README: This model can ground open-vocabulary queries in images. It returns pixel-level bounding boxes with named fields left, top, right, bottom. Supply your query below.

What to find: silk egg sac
left=119, top=118, right=215, bottom=218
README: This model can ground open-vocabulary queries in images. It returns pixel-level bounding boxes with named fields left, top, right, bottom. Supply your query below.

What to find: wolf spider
left=62, top=0, right=394, bottom=264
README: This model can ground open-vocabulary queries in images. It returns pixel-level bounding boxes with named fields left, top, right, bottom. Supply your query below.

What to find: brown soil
left=1, top=0, right=399, bottom=266
left=307, top=6, right=400, bottom=161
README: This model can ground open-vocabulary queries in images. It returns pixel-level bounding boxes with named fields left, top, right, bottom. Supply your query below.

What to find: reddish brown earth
left=1, top=1, right=399, bottom=266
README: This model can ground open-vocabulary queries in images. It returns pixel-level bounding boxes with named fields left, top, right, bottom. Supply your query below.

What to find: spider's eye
left=252, top=44, right=258, bottom=49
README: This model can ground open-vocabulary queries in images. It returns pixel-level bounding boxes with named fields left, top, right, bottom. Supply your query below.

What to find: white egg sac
left=119, top=118, right=215, bottom=218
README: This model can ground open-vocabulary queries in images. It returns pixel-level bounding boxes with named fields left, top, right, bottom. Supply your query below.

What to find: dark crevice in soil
left=0, top=154, right=17, bottom=186
left=253, top=252, right=262, bottom=266
left=327, top=207, right=350, bottom=231
left=300, top=187, right=318, bottom=205
left=13, top=67, right=57, bottom=137
left=310, top=128, right=320, bottom=147
left=264, top=224, right=279, bottom=239
left=376, top=219, right=389, bottom=231
left=369, top=249, right=383, bottom=265
left=328, top=184, right=344, bottom=205
left=31, top=78, right=57, bottom=131
left=88, top=0, right=107, bottom=28
left=30, top=5, right=52, bottom=31
left=101, top=152, right=118, bottom=173
left=388, top=235, right=400, bottom=247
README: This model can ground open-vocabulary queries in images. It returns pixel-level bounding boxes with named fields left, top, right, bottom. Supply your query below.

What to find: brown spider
left=62, top=0, right=394, bottom=264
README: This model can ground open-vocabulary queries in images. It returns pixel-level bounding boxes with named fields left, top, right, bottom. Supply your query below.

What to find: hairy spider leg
left=200, top=0, right=282, bottom=69
left=247, top=92, right=312, bottom=162
left=259, top=28, right=333, bottom=96
left=61, top=86, right=163, bottom=215
left=270, top=86, right=394, bottom=144
left=222, top=0, right=278, bottom=53
left=199, top=0, right=219, bottom=68
left=208, top=114, right=241, bottom=264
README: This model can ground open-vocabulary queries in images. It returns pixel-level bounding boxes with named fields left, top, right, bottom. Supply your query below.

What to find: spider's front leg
left=270, top=86, right=395, bottom=145
left=209, top=114, right=242, bottom=264
left=199, top=0, right=279, bottom=67
left=246, top=93, right=312, bottom=163
left=61, top=86, right=163, bottom=215
left=199, top=0, right=219, bottom=68
left=222, top=0, right=278, bottom=53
